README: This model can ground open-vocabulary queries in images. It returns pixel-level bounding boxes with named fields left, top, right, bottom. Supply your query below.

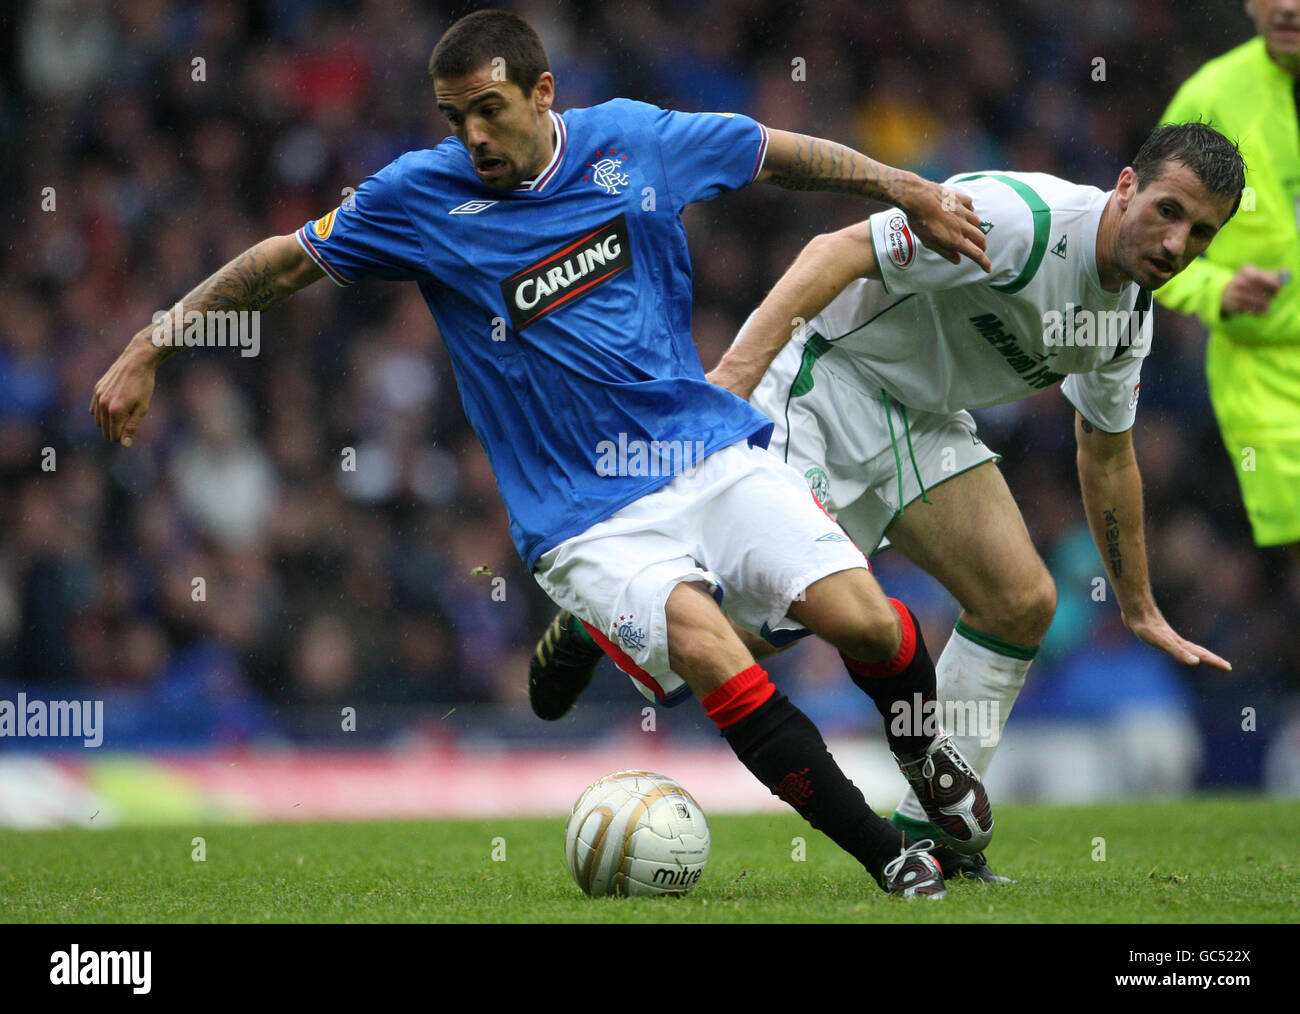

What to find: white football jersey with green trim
left=802, top=171, right=1149, bottom=433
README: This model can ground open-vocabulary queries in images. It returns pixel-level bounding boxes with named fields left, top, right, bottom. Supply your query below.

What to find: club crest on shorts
left=615, top=613, right=646, bottom=651
left=804, top=466, right=830, bottom=504
left=585, top=149, right=630, bottom=195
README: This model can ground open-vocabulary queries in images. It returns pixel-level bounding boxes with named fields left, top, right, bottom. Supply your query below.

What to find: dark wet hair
left=1133, top=122, right=1248, bottom=218
left=429, top=9, right=550, bottom=96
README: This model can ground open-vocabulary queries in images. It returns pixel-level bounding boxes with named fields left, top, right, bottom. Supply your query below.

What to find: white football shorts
left=751, top=339, right=1001, bottom=555
left=533, top=439, right=870, bottom=705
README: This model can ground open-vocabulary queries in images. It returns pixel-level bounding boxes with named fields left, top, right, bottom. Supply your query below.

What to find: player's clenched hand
left=1123, top=610, right=1232, bottom=672
left=1221, top=265, right=1286, bottom=318
left=901, top=179, right=992, bottom=272
left=90, top=337, right=158, bottom=447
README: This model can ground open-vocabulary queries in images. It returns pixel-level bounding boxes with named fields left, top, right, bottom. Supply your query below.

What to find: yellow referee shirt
left=1157, top=36, right=1300, bottom=545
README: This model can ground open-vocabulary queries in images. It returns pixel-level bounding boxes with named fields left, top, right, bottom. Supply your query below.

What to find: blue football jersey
left=297, top=99, right=775, bottom=568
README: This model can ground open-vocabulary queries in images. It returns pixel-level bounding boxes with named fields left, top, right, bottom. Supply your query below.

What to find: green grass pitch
left=1, top=796, right=1296, bottom=923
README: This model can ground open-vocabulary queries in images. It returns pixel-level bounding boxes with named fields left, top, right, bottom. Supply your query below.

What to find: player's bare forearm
left=1075, top=421, right=1156, bottom=617
left=756, top=129, right=911, bottom=201
left=1074, top=413, right=1231, bottom=670
left=91, top=234, right=322, bottom=446
left=710, top=224, right=876, bottom=399
left=755, top=129, right=990, bottom=271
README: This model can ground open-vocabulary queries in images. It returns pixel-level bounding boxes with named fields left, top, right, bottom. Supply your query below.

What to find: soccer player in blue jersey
left=91, top=9, right=992, bottom=898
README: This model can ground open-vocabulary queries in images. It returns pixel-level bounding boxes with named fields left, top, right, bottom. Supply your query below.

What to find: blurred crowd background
left=2, top=0, right=1297, bottom=790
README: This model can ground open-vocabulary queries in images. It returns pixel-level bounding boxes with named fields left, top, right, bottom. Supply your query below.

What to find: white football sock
left=895, top=621, right=1034, bottom=826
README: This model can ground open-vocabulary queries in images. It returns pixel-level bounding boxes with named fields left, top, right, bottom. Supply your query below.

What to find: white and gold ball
left=564, top=770, right=710, bottom=897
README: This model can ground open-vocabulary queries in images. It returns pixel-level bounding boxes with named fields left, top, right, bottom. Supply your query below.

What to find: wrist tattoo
left=1102, top=507, right=1122, bottom=578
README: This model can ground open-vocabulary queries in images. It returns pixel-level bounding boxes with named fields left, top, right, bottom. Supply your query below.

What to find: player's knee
left=795, top=570, right=901, bottom=662
left=979, top=570, right=1056, bottom=645
left=664, top=584, right=754, bottom=679
left=664, top=611, right=724, bottom=672
left=825, top=597, right=901, bottom=663
left=1022, top=572, right=1057, bottom=641
left=666, top=625, right=728, bottom=674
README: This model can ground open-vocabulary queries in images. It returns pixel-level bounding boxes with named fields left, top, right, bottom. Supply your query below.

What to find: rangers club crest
left=775, top=767, right=814, bottom=806
left=585, top=149, right=630, bottom=195
left=615, top=613, right=646, bottom=651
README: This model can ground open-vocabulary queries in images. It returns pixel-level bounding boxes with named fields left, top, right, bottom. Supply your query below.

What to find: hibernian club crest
left=805, top=466, right=831, bottom=504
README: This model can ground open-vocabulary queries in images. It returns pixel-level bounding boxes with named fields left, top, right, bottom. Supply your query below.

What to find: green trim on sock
left=891, top=812, right=938, bottom=840
left=568, top=614, right=596, bottom=648
left=954, top=619, right=1037, bottom=661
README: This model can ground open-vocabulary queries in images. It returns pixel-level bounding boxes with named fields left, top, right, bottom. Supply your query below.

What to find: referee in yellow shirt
left=1157, top=0, right=1300, bottom=556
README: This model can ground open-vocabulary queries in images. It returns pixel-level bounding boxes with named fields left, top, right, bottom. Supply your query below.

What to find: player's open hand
left=902, top=178, right=992, bottom=272
left=1123, top=610, right=1232, bottom=672
left=90, top=338, right=158, bottom=447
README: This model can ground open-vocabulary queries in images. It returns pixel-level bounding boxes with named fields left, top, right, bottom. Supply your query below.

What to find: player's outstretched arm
left=755, top=128, right=991, bottom=272
left=708, top=222, right=876, bottom=399
left=90, top=234, right=324, bottom=446
left=1074, top=412, right=1231, bottom=671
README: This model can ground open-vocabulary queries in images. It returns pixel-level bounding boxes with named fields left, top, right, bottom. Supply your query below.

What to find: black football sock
left=719, top=689, right=906, bottom=885
left=841, top=598, right=938, bottom=757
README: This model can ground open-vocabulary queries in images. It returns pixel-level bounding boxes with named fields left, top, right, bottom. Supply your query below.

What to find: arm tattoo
left=1102, top=507, right=1123, bottom=579
left=1080, top=418, right=1094, bottom=434
left=180, top=246, right=282, bottom=315
left=765, top=136, right=906, bottom=203
left=152, top=246, right=285, bottom=362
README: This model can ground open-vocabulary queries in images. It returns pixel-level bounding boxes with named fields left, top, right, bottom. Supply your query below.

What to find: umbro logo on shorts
left=816, top=532, right=849, bottom=542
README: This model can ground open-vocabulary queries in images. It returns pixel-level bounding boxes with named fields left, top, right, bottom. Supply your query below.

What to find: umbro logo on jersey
left=501, top=214, right=632, bottom=330
left=978, top=220, right=994, bottom=234
left=449, top=199, right=499, bottom=214
left=1050, top=235, right=1068, bottom=258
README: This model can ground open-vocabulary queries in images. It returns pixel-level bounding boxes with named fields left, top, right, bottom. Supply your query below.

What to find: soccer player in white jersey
left=531, top=122, right=1243, bottom=880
